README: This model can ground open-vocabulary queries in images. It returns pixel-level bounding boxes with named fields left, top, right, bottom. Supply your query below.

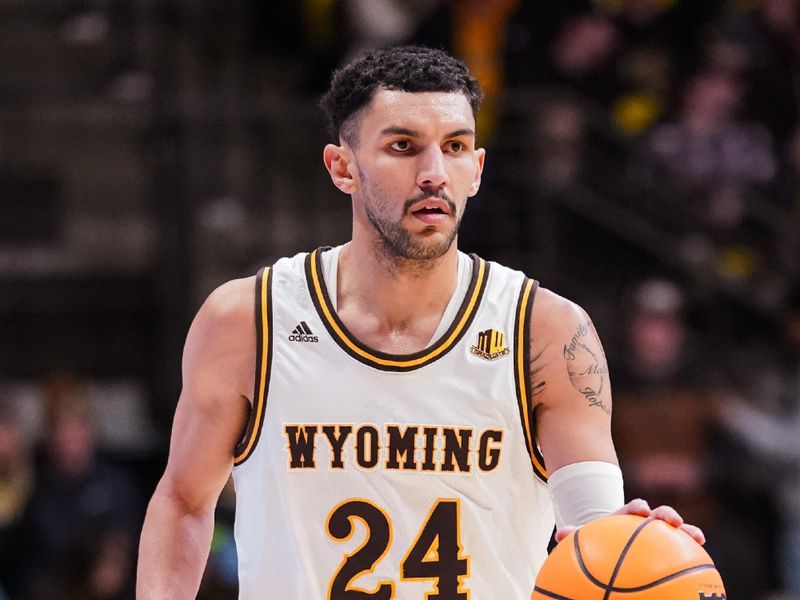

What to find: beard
left=360, top=172, right=462, bottom=262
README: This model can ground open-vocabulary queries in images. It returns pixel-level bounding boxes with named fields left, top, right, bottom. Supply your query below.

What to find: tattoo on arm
left=563, top=320, right=611, bottom=415
left=529, top=349, right=547, bottom=398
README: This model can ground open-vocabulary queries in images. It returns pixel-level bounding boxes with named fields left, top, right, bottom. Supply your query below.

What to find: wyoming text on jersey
left=283, top=423, right=505, bottom=473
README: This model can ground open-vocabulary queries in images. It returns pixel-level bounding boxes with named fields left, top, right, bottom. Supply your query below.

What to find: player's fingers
left=649, top=504, right=684, bottom=527
left=616, top=498, right=650, bottom=516
left=679, top=523, right=706, bottom=545
left=554, top=526, right=577, bottom=543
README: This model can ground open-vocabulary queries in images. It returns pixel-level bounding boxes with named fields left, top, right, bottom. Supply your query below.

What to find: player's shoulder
left=195, top=250, right=307, bottom=327
left=191, top=275, right=258, bottom=342
left=533, top=287, right=587, bottom=319
left=532, top=286, right=591, bottom=339
left=181, top=275, right=259, bottom=373
left=476, top=257, right=590, bottom=335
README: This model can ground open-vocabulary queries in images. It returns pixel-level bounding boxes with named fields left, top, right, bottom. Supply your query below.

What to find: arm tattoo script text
left=563, top=320, right=610, bottom=415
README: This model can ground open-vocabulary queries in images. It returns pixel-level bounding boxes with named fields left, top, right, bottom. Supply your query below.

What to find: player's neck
left=335, top=241, right=459, bottom=350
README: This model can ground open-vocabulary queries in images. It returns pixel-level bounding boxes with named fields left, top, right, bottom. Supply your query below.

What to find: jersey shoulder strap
left=234, top=265, right=273, bottom=465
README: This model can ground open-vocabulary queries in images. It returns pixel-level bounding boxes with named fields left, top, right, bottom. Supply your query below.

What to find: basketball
left=532, top=515, right=726, bottom=599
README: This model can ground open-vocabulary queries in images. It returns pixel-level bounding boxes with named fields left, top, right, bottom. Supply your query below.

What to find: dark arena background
left=0, top=1, right=798, bottom=598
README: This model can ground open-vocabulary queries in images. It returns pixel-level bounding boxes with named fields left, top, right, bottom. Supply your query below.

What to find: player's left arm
left=529, top=288, right=704, bottom=544
left=530, top=288, right=615, bottom=470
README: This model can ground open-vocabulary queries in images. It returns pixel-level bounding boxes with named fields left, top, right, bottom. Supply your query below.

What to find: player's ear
left=467, top=147, right=486, bottom=197
left=323, top=144, right=357, bottom=195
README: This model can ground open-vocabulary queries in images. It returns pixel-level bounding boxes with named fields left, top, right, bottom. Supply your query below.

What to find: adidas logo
left=288, top=321, right=319, bottom=343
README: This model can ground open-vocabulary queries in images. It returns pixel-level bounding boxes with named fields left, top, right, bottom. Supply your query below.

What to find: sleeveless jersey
left=232, top=247, right=553, bottom=599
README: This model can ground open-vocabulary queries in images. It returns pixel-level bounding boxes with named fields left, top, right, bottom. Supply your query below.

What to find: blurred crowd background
left=0, top=0, right=798, bottom=598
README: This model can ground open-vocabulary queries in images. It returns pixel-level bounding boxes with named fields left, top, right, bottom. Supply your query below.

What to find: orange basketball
left=532, top=515, right=726, bottom=599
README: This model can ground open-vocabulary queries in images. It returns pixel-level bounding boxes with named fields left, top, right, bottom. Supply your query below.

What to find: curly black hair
left=320, top=46, right=483, bottom=146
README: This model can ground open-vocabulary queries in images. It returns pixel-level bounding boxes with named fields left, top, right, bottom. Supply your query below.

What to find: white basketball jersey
left=232, top=247, right=553, bottom=599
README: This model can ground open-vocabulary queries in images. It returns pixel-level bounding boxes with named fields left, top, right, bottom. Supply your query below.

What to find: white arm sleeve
left=548, top=461, right=625, bottom=529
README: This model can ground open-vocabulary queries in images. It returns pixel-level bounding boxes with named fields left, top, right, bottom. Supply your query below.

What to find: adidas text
left=289, top=321, right=318, bottom=343
left=289, top=333, right=319, bottom=343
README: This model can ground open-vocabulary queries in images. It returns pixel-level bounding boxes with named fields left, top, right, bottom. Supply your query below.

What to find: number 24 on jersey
left=327, top=498, right=470, bottom=599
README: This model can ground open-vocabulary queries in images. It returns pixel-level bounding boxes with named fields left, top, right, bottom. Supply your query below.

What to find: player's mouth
left=409, top=199, right=452, bottom=225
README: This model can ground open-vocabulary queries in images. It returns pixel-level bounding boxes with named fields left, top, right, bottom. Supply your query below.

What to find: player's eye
left=390, top=140, right=411, bottom=152
left=446, top=141, right=465, bottom=153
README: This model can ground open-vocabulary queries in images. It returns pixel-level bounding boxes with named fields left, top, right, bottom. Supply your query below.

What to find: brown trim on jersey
left=234, top=266, right=273, bottom=465
left=513, top=278, right=548, bottom=482
left=305, top=248, right=489, bottom=372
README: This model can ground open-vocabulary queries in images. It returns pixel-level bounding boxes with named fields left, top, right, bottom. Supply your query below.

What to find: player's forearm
left=136, top=488, right=215, bottom=600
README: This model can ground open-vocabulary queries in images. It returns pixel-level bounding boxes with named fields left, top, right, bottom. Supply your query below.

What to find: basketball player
left=137, top=46, right=704, bottom=599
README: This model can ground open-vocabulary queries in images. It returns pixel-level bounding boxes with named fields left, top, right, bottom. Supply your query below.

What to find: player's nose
left=416, top=144, right=449, bottom=189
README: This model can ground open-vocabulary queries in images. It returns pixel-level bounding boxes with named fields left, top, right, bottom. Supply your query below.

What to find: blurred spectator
left=612, top=278, right=773, bottom=597
left=612, top=279, right=711, bottom=511
left=18, top=374, right=140, bottom=600
left=719, top=285, right=800, bottom=598
left=502, top=3, right=588, bottom=86
left=608, top=0, right=724, bottom=135
left=612, top=43, right=672, bottom=135
left=635, top=67, right=780, bottom=289
left=612, top=279, right=703, bottom=389
left=552, top=12, right=618, bottom=87
left=502, top=3, right=622, bottom=106
left=0, top=399, right=34, bottom=599
left=641, top=68, right=776, bottom=202
left=543, top=10, right=622, bottom=107
left=503, top=2, right=718, bottom=114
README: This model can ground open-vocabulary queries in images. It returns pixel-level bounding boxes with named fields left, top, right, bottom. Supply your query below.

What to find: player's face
left=349, top=89, right=485, bottom=260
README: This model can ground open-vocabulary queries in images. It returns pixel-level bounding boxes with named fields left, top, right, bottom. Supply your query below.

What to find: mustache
left=403, top=190, right=456, bottom=214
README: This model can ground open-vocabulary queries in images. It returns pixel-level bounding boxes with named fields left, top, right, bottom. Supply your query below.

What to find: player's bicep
left=552, top=316, right=612, bottom=416
left=530, top=292, right=617, bottom=473
left=158, top=280, right=255, bottom=513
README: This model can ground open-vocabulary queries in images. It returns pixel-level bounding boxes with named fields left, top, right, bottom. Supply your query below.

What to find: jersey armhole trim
left=234, top=266, right=273, bottom=465
left=513, top=277, right=548, bottom=482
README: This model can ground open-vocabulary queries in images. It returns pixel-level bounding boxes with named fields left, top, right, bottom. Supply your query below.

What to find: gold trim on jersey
left=234, top=266, right=272, bottom=466
left=514, top=278, right=548, bottom=482
left=305, top=248, right=489, bottom=371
